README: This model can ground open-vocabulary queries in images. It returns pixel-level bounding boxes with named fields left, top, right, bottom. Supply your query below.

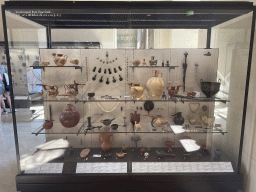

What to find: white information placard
left=132, top=162, right=234, bottom=173
left=76, top=162, right=127, bottom=173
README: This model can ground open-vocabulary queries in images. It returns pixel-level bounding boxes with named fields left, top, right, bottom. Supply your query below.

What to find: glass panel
left=4, top=10, right=47, bottom=173
left=3, top=4, right=253, bottom=175
left=211, top=12, right=253, bottom=171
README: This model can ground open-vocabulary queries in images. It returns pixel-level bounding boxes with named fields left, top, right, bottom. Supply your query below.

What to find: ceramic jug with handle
left=99, top=132, right=114, bottom=152
left=128, top=83, right=145, bottom=99
left=146, top=70, right=164, bottom=99
left=52, top=53, right=68, bottom=66
left=64, top=81, right=85, bottom=99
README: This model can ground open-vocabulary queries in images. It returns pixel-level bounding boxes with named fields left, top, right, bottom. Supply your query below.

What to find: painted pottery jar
left=151, top=115, right=168, bottom=127
left=59, top=104, right=80, bottom=128
left=173, top=112, right=184, bottom=125
left=140, top=146, right=146, bottom=153
left=43, top=120, right=54, bottom=129
left=52, top=53, right=68, bottom=66
left=201, top=116, right=215, bottom=126
left=146, top=70, right=164, bottom=99
left=64, top=81, right=85, bottom=99
left=41, top=84, right=59, bottom=100
left=167, top=85, right=184, bottom=97
left=99, top=132, right=114, bottom=152
left=70, top=58, right=79, bottom=65
left=128, top=83, right=145, bottom=99
left=130, top=111, right=140, bottom=125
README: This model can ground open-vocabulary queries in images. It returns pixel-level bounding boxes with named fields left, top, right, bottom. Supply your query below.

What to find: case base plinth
left=16, top=173, right=242, bottom=192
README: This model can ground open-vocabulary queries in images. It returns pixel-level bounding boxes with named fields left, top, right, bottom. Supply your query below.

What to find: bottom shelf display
left=22, top=147, right=233, bottom=174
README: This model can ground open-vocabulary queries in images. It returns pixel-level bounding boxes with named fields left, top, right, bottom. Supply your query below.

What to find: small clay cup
left=88, top=93, right=95, bottom=98
left=111, top=124, right=118, bottom=130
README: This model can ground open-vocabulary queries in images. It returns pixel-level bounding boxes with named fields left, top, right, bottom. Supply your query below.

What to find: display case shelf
left=30, top=65, right=83, bottom=71
left=129, top=65, right=178, bottom=72
left=32, top=124, right=227, bottom=135
left=33, top=97, right=230, bottom=103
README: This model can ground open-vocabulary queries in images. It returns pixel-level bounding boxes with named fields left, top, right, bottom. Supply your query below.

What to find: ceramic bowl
left=111, top=124, right=118, bottom=130
left=40, top=61, right=50, bottom=66
left=87, top=93, right=95, bottom=98
left=200, top=79, right=221, bottom=97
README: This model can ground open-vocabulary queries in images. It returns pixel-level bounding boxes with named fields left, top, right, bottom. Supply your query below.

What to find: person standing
left=0, top=65, right=8, bottom=114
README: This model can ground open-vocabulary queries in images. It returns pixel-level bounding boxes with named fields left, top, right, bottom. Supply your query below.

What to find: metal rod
left=206, top=27, right=211, bottom=49
left=1, top=4, right=21, bottom=174
left=47, top=23, right=52, bottom=48
left=35, top=127, right=45, bottom=136
left=237, top=10, right=256, bottom=174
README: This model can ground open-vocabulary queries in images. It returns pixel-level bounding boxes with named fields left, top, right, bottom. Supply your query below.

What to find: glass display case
left=2, top=1, right=255, bottom=192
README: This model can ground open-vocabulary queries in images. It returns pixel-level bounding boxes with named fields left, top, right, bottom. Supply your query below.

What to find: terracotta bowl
left=40, top=61, right=50, bottom=66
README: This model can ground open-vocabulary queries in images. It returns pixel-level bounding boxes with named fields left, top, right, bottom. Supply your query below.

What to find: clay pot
left=173, top=112, right=184, bottom=125
left=140, top=146, right=146, bottom=153
left=39, top=84, right=59, bottom=100
left=130, top=111, right=140, bottom=125
left=131, top=60, right=141, bottom=66
left=201, top=116, right=215, bottom=126
left=43, top=120, right=54, bottom=129
left=116, top=152, right=127, bottom=158
left=128, top=83, right=145, bottom=99
left=64, top=81, right=85, bottom=99
left=59, top=104, right=80, bottom=128
left=135, top=121, right=143, bottom=130
left=151, top=115, right=168, bottom=127
left=52, top=53, right=68, bottom=66
left=101, top=118, right=115, bottom=126
left=167, top=85, right=184, bottom=97
left=122, top=144, right=127, bottom=151
left=189, top=118, right=197, bottom=125
left=141, top=59, right=147, bottom=66
left=99, top=132, right=114, bottom=152
left=146, top=70, right=164, bottom=99
left=164, top=141, right=174, bottom=152
left=70, top=58, right=79, bottom=65
left=40, top=61, right=50, bottom=66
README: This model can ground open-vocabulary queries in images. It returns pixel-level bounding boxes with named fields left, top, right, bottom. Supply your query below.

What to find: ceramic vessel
left=135, top=121, right=143, bottom=130
left=201, top=115, right=215, bottom=126
left=130, top=111, right=140, bottom=125
left=59, top=104, right=80, bottom=128
left=111, top=124, right=118, bottom=130
left=151, top=115, right=168, bottom=127
left=70, top=58, right=79, bottom=65
left=146, top=70, right=164, bottom=99
left=101, top=118, right=115, bottom=126
left=99, top=132, right=114, bottom=152
left=64, top=81, right=85, bottom=99
left=189, top=118, right=197, bottom=125
left=173, top=112, right=184, bottom=125
left=200, top=79, right=221, bottom=97
left=43, top=120, right=54, bottom=129
left=122, top=144, right=127, bottom=151
left=128, top=83, right=145, bottom=99
left=140, top=146, right=146, bottom=153
left=116, top=152, right=127, bottom=158
left=141, top=59, right=147, bottom=66
left=131, top=60, right=141, bottom=67
left=40, top=61, right=50, bottom=66
left=164, top=141, right=174, bottom=152
left=39, top=84, right=59, bottom=100
left=167, top=85, right=184, bottom=97
left=144, top=152, right=149, bottom=158
left=52, top=53, right=68, bottom=66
